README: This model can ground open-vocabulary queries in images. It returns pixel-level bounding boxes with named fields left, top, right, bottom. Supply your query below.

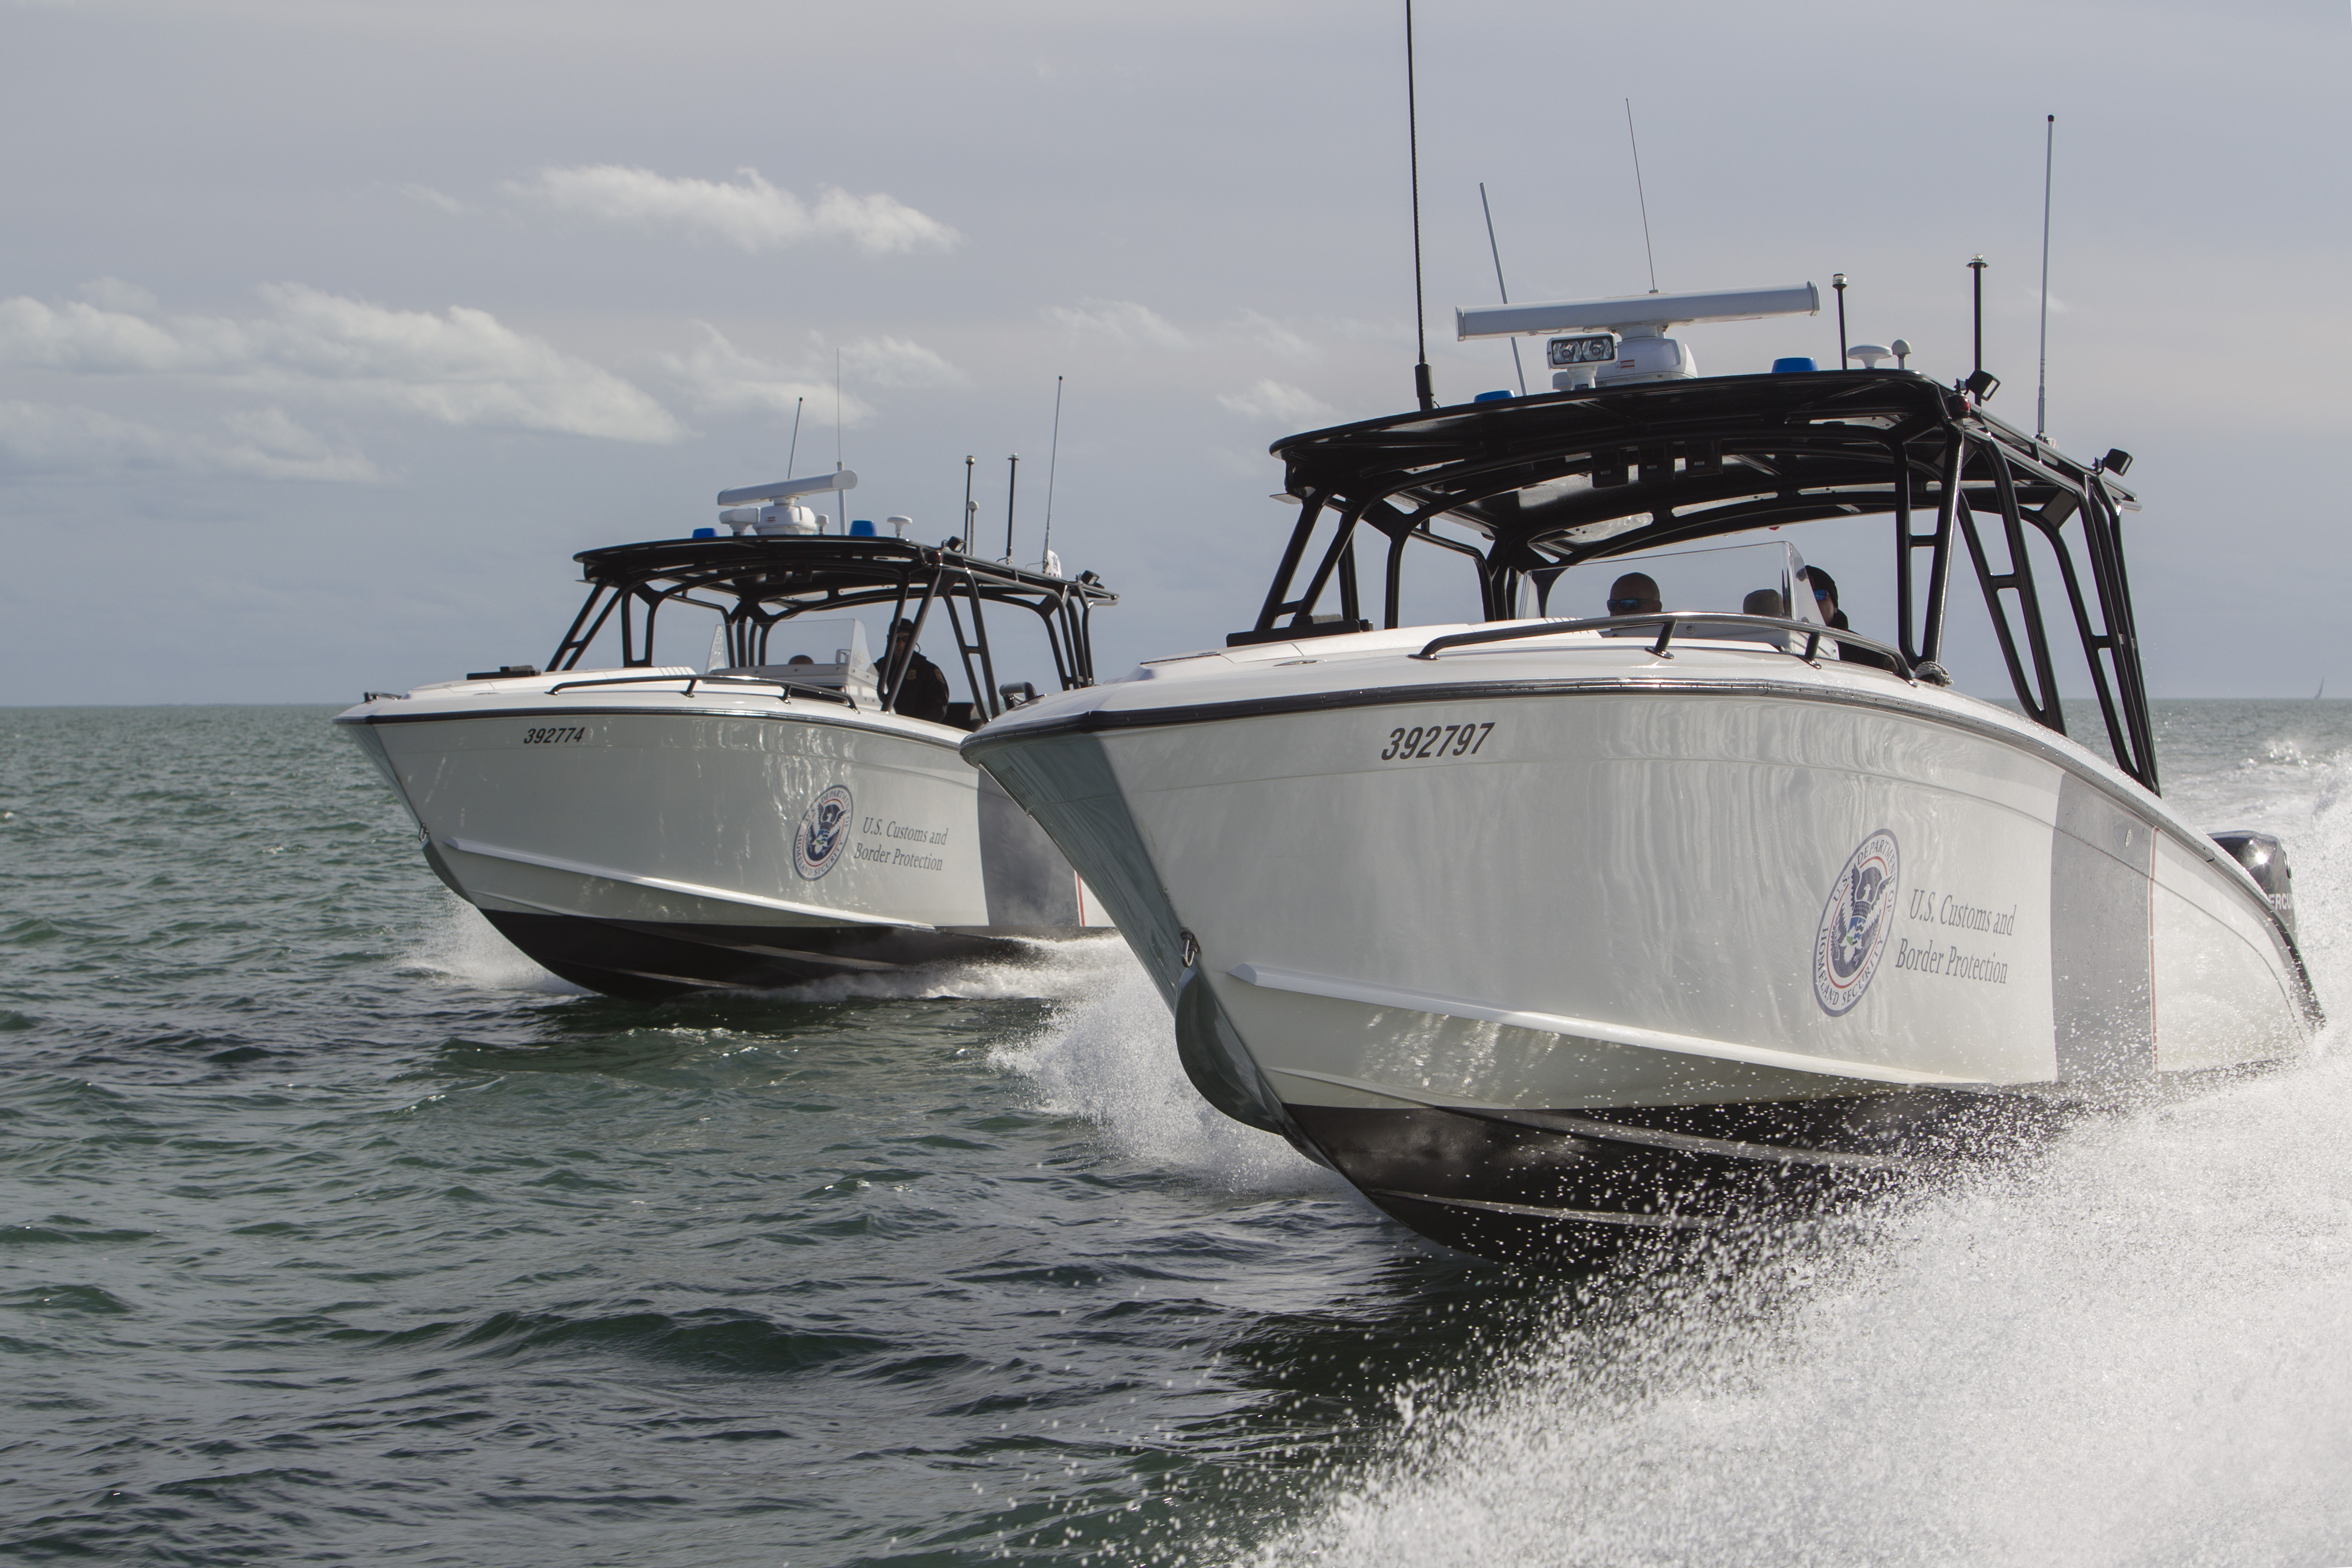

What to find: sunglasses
left=1812, top=588, right=1832, bottom=601
left=1606, top=597, right=1649, bottom=612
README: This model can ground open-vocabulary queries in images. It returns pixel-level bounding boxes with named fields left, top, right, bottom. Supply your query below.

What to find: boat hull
left=339, top=678, right=1109, bottom=998
left=967, top=648, right=2318, bottom=1259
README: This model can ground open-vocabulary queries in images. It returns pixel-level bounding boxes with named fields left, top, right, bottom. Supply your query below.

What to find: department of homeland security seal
left=1813, top=828, right=1899, bottom=1016
left=793, top=785, right=854, bottom=879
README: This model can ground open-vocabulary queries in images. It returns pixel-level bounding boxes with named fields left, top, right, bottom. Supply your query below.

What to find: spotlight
left=1964, top=368, right=2000, bottom=402
left=2100, top=448, right=2133, bottom=476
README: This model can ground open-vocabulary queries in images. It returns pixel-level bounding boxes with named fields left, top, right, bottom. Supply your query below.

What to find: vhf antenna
left=785, top=395, right=803, bottom=478
left=1041, top=376, right=1064, bottom=571
left=1003, top=453, right=1019, bottom=563
left=961, top=455, right=976, bottom=549
left=2036, top=113, right=2055, bottom=442
left=1969, top=255, right=1987, bottom=381
left=1405, top=0, right=1434, bottom=411
left=1477, top=182, right=1527, bottom=396
left=1625, top=99, right=1659, bottom=293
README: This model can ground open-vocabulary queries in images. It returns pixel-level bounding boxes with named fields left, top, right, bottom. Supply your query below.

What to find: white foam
left=1255, top=1046, right=2352, bottom=1565
left=397, top=893, right=585, bottom=996
left=768, top=934, right=1135, bottom=1003
left=992, top=956, right=1328, bottom=1192
left=1248, top=720, right=2352, bottom=1565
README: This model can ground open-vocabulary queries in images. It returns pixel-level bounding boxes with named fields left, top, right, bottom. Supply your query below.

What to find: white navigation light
left=1547, top=333, right=1618, bottom=367
left=715, top=469, right=859, bottom=507
left=1547, top=332, right=1620, bottom=391
left=1456, top=283, right=1820, bottom=341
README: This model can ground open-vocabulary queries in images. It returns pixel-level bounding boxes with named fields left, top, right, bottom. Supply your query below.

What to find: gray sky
left=4, top=0, right=2345, bottom=705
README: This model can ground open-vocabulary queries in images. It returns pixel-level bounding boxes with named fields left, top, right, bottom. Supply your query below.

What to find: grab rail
left=544, top=672, right=857, bottom=706
left=1412, top=613, right=1940, bottom=685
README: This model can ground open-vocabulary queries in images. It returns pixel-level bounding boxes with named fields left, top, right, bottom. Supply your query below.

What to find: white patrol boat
left=338, top=471, right=1117, bottom=998
left=962, top=285, right=2319, bottom=1261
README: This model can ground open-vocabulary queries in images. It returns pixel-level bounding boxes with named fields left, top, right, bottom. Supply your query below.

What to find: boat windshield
left=710, top=616, right=877, bottom=697
left=1531, top=539, right=1828, bottom=628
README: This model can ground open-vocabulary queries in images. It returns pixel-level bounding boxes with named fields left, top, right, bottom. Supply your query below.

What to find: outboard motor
left=2212, top=831, right=2298, bottom=940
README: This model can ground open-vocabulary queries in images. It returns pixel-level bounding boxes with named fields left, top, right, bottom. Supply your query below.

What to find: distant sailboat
left=2319, top=677, right=2329, bottom=701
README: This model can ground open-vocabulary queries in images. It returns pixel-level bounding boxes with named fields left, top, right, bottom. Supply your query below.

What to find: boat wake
left=768, top=933, right=1136, bottom=1003
left=993, top=960, right=1331, bottom=1192
left=1247, top=729, right=2352, bottom=1566
left=397, top=895, right=585, bottom=996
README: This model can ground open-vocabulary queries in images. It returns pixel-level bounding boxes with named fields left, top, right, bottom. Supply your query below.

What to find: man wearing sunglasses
left=1605, top=572, right=1662, bottom=617
left=1802, top=566, right=1896, bottom=672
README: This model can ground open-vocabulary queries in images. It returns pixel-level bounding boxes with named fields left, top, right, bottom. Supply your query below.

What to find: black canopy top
left=1249, top=368, right=2160, bottom=791
left=571, top=534, right=1114, bottom=610
left=1270, top=369, right=2133, bottom=567
left=548, top=533, right=1114, bottom=726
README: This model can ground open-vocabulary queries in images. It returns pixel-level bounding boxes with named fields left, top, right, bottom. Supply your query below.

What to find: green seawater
left=3, top=701, right=2350, bottom=1566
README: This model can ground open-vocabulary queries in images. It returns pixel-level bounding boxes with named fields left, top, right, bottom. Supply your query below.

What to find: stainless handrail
left=1411, top=613, right=1937, bottom=685
left=544, top=672, right=857, bottom=706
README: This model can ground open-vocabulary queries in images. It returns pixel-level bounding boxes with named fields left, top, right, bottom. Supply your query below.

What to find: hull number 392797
left=1379, top=722, right=1495, bottom=761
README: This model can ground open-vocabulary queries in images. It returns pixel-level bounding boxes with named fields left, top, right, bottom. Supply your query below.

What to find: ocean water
left=2, top=700, right=2348, bottom=1566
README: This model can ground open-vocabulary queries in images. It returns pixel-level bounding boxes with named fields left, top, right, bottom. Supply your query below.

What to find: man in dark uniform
left=886, top=618, right=953, bottom=723
left=1802, top=566, right=1896, bottom=671
left=1607, top=572, right=1662, bottom=616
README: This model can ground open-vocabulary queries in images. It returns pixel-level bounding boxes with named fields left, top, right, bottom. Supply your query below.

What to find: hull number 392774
left=1379, top=722, right=1496, bottom=761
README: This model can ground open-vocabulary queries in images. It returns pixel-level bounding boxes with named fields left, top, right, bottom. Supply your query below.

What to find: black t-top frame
left=1257, top=369, right=2159, bottom=792
left=547, top=535, right=1115, bottom=726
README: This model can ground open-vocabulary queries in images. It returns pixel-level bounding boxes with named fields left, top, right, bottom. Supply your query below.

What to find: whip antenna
left=786, top=395, right=803, bottom=478
left=1041, top=375, right=1064, bottom=569
left=1477, top=182, right=1527, bottom=396
left=1969, top=255, right=1987, bottom=380
left=1004, top=454, right=1019, bottom=563
left=1405, top=0, right=1434, bottom=410
left=1625, top=99, right=1659, bottom=293
left=962, top=455, right=975, bottom=549
left=2037, top=114, right=2055, bottom=441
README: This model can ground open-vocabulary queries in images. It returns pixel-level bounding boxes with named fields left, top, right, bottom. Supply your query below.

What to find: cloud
left=1236, top=309, right=1316, bottom=362
left=657, top=324, right=868, bottom=422
left=509, top=165, right=960, bottom=256
left=842, top=334, right=968, bottom=390
left=657, top=325, right=964, bottom=420
left=0, top=285, right=682, bottom=442
left=400, top=183, right=467, bottom=215
left=0, top=401, right=379, bottom=482
left=79, top=278, right=158, bottom=313
left=1044, top=299, right=1190, bottom=350
left=1217, top=378, right=1337, bottom=425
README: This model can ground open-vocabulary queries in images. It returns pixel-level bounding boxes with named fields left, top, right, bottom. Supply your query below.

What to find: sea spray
left=398, top=892, right=583, bottom=995
left=1249, top=729, right=2352, bottom=1567
left=993, top=957, right=1331, bottom=1192
left=773, top=932, right=1134, bottom=1004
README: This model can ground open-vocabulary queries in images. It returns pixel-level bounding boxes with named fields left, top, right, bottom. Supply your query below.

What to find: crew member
left=1606, top=573, right=1662, bottom=616
left=886, top=618, right=953, bottom=723
left=1802, top=566, right=1896, bottom=671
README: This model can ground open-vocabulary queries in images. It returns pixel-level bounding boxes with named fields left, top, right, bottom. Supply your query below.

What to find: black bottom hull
left=1284, top=1090, right=2081, bottom=1266
left=480, top=909, right=1080, bottom=1001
